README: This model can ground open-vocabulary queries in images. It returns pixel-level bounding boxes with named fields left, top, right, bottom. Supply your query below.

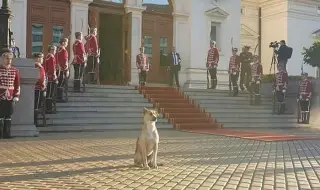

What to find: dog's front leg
left=141, top=143, right=150, bottom=170
left=151, top=143, right=158, bottom=169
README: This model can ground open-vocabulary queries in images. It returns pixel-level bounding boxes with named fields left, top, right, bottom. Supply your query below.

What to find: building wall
left=287, top=0, right=320, bottom=76
left=241, top=0, right=259, bottom=52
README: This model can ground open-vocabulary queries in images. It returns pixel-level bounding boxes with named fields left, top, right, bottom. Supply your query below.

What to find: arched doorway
left=142, top=0, right=174, bottom=84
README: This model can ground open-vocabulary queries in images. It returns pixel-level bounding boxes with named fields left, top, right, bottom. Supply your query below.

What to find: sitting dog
left=134, top=107, right=160, bottom=169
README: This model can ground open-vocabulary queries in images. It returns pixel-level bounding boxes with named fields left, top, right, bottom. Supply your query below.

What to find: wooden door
left=27, top=0, right=70, bottom=57
left=142, top=13, right=173, bottom=83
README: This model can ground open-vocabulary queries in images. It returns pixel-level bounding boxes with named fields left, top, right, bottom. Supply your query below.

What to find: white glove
left=306, top=98, right=309, bottom=101
left=43, top=91, right=47, bottom=97
left=213, top=65, right=217, bottom=68
left=256, top=81, right=260, bottom=84
left=282, top=89, right=286, bottom=93
left=300, top=95, right=302, bottom=99
left=13, top=97, right=19, bottom=102
left=232, top=72, right=236, bottom=75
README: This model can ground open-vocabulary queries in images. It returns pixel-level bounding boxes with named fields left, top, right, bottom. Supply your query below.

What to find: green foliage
left=302, top=40, right=320, bottom=68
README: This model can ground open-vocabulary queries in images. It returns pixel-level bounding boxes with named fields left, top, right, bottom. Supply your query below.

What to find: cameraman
left=274, top=40, right=289, bottom=71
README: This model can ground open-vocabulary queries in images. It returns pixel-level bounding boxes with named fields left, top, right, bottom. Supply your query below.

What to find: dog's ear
left=154, top=111, right=160, bottom=117
left=143, top=107, right=148, bottom=114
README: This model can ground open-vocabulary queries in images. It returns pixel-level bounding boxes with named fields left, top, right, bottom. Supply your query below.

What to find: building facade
left=5, top=0, right=241, bottom=86
left=241, top=0, right=320, bottom=77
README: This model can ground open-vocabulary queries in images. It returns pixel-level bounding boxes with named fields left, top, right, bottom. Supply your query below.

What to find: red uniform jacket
left=274, top=70, right=288, bottom=91
left=206, top=47, right=219, bottom=68
left=0, top=65, right=20, bottom=100
left=136, top=53, right=149, bottom=72
left=44, top=53, right=57, bottom=82
left=73, top=39, right=86, bottom=64
left=299, top=79, right=312, bottom=99
left=35, top=64, right=46, bottom=91
left=251, top=63, right=263, bottom=82
left=56, top=46, right=69, bottom=71
left=228, top=55, right=240, bottom=74
left=85, top=34, right=98, bottom=56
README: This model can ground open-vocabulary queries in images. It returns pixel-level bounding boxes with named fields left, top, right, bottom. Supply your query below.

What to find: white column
left=70, top=0, right=92, bottom=79
left=125, top=6, right=145, bottom=85
left=173, top=12, right=190, bottom=87
left=10, top=0, right=27, bottom=58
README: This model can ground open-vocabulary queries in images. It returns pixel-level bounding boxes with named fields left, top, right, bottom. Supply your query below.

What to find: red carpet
left=182, top=129, right=319, bottom=142
left=136, top=86, right=223, bottom=130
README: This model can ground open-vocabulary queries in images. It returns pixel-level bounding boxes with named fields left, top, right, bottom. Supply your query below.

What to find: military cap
left=48, top=45, right=57, bottom=52
left=232, top=47, right=238, bottom=51
left=60, top=38, right=68, bottom=44
left=1, top=48, right=13, bottom=57
left=75, top=32, right=82, bottom=37
left=33, top=52, right=44, bottom=58
left=244, top=45, right=250, bottom=49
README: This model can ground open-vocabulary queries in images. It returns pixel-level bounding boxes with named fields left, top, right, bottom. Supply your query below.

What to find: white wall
left=241, top=0, right=259, bottom=52
left=286, top=1, right=320, bottom=77
left=189, top=0, right=241, bottom=71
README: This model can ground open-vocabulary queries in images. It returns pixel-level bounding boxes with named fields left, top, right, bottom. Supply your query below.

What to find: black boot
left=0, top=119, right=3, bottom=139
left=3, top=118, right=12, bottom=139
left=88, top=72, right=95, bottom=84
left=233, top=86, right=238, bottom=96
left=56, top=87, right=64, bottom=102
left=212, top=79, right=217, bottom=89
left=46, top=99, right=53, bottom=114
left=74, top=79, right=81, bottom=92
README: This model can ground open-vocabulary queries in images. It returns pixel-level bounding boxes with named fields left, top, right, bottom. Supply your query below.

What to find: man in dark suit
left=167, top=47, right=181, bottom=87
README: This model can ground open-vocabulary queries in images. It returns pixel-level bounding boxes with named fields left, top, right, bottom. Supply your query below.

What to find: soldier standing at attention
left=239, top=46, right=253, bottom=91
left=73, top=32, right=86, bottom=92
left=56, top=38, right=69, bottom=102
left=84, top=27, right=99, bottom=84
left=44, top=45, right=57, bottom=113
left=273, top=64, right=288, bottom=114
left=33, top=53, right=46, bottom=125
left=206, top=40, right=219, bottom=89
left=250, top=55, right=263, bottom=104
left=136, top=47, right=149, bottom=86
left=0, top=49, right=20, bottom=138
left=228, top=48, right=241, bottom=96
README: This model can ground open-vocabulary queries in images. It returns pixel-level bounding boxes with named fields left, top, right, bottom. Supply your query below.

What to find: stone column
left=69, top=0, right=92, bottom=79
left=11, top=58, right=39, bottom=137
left=125, top=5, right=145, bottom=85
left=172, top=12, right=190, bottom=88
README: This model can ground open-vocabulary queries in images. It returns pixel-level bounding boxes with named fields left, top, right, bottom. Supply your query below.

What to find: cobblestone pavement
left=1, top=129, right=320, bottom=189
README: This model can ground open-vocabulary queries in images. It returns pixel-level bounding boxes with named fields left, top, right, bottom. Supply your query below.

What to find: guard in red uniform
left=228, top=48, right=240, bottom=96
left=273, top=64, right=288, bottom=114
left=206, top=40, right=219, bottom=89
left=73, top=32, right=86, bottom=92
left=0, top=49, right=20, bottom=139
left=56, top=38, right=69, bottom=102
left=34, top=53, right=46, bottom=126
left=136, top=47, right=149, bottom=86
left=250, top=55, right=263, bottom=104
left=84, top=27, right=99, bottom=84
left=297, top=72, right=313, bottom=123
left=44, top=45, right=57, bottom=113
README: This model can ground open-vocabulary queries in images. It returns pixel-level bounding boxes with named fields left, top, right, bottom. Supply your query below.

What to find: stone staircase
left=137, top=86, right=222, bottom=130
left=183, top=88, right=299, bottom=128
left=39, top=85, right=173, bottom=132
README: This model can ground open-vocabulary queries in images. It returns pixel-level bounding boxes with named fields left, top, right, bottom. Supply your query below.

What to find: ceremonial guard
left=73, top=32, right=86, bottom=92
left=44, top=45, right=57, bottom=113
left=250, top=55, right=263, bottom=105
left=136, top=47, right=149, bottom=86
left=0, top=49, right=20, bottom=139
left=297, top=73, right=313, bottom=123
left=56, top=38, right=69, bottom=102
left=84, top=27, right=99, bottom=84
left=34, top=53, right=46, bottom=126
left=228, top=48, right=240, bottom=96
left=273, top=64, right=288, bottom=114
left=206, top=40, right=219, bottom=89
left=239, top=46, right=253, bottom=91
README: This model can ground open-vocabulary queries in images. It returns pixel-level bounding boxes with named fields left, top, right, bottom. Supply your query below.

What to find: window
left=144, top=36, right=152, bottom=65
left=52, top=26, right=64, bottom=47
left=32, top=24, right=44, bottom=54
left=160, top=37, right=168, bottom=66
left=210, top=22, right=220, bottom=49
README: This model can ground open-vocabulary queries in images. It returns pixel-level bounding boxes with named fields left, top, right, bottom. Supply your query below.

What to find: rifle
left=207, top=67, right=209, bottom=89
left=229, top=37, right=233, bottom=95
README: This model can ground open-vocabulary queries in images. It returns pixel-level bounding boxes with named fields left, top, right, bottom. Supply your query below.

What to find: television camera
left=269, top=41, right=279, bottom=49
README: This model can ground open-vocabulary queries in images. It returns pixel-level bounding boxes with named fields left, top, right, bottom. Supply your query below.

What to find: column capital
left=173, top=12, right=189, bottom=19
left=125, top=5, right=146, bottom=15
left=70, top=0, right=93, bottom=6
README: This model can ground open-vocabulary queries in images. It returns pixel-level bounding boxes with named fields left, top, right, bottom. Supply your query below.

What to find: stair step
left=164, top=113, right=210, bottom=118
left=43, top=112, right=152, bottom=119
left=58, top=107, right=156, bottom=112
left=68, top=87, right=138, bottom=93
left=57, top=102, right=153, bottom=107
left=199, top=103, right=272, bottom=109
left=192, top=99, right=270, bottom=105
left=39, top=123, right=173, bottom=132
left=170, top=118, right=214, bottom=124
left=68, top=92, right=144, bottom=98
left=39, top=118, right=169, bottom=125
left=157, top=103, right=197, bottom=108
left=175, top=123, right=220, bottom=130
left=211, top=113, right=296, bottom=118
left=63, top=97, right=149, bottom=102
left=150, top=98, right=190, bottom=103
left=160, top=108, right=203, bottom=113
left=146, top=94, right=185, bottom=99
left=222, top=122, right=299, bottom=128
left=216, top=117, right=296, bottom=123
left=68, top=84, right=136, bottom=89
left=138, top=86, right=175, bottom=90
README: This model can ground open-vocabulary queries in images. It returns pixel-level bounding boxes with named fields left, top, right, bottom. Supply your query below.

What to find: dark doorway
left=99, top=13, right=123, bottom=84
